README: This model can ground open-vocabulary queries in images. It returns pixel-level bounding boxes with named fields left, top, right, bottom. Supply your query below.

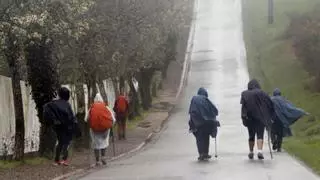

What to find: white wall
left=0, top=75, right=118, bottom=156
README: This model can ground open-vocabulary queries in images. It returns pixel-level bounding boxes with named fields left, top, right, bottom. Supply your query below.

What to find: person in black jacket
left=43, top=87, right=79, bottom=166
left=241, top=79, right=274, bottom=160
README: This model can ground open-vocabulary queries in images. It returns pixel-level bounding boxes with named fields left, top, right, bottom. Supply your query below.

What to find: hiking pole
left=111, top=127, right=116, bottom=156
left=267, top=128, right=273, bottom=159
left=214, top=138, right=218, bottom=158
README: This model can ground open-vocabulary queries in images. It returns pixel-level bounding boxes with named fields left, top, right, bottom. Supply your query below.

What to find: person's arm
left=113, top=99, right=118, bottom=113
left=213, top=103, right=218, bottom=116
left=107, top=106, right=117, bottom=124
left=67, top=103, right=78, bottom=124
left=126, top=98, right=129, bottom=115
left=240, top=93, right=249, bottom=127
left=85, top=108, right=90, bottom=123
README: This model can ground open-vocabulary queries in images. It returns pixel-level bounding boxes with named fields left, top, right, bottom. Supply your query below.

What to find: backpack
left=89, top=102, right=113, bottom=132
left=116, top=96, right=128, bottom=114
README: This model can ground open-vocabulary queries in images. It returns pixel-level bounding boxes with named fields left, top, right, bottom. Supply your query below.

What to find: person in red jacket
left=114, top=91, right=129, bottom=140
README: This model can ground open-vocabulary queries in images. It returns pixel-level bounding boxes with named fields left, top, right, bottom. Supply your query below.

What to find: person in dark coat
left=189, top=87, right=219, bottom=161
left=241, top=79, right=274, bottom=160
left=271, top=88, right=308, bottom=152
left=43, top=87, right=79, bottom=166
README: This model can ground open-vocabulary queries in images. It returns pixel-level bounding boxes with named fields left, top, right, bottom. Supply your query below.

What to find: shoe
left=198, top=155, right=207, bottom=161
left=95, top=161, right=102, bottom=167
left=101, top=158, right=107, bottom=165
left=60, top=160, right=70, bottom=166
left=257, top=153, right=264, bottom=160
left=248, top=152, right=254, bottom=160
left=204, top=154, right=212, bottom=160
left=53, top=161, right=60, bottom=166
left=277, top=148, right=282, bottom=152
left=272, top=144, right=277, bottom=151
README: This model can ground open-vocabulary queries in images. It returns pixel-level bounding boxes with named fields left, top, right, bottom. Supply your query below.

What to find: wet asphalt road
left=79, top=0, right=320, bottom=179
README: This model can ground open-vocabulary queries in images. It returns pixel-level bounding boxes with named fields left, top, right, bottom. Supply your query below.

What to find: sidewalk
left=0, top=89, right=177, bottom=180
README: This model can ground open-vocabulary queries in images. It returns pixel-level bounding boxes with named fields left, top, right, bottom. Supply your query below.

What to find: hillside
left=242, top=0, right=320, bottom=173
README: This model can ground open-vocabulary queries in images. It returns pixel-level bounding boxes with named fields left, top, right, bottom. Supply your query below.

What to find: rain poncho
left=271, top=88, right=306, bottom=136
left=189, top=88, right=219, bottom=137
left=241, top=79, right=274, bottom=127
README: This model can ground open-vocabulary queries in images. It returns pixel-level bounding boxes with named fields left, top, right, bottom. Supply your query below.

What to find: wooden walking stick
left=110, top=127, right=116, bottom=156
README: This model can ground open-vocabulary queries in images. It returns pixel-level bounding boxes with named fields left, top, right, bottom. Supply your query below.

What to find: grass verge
left=0, top=157, right=48, bottom=169
left=242, top=0, right=320, bottom=174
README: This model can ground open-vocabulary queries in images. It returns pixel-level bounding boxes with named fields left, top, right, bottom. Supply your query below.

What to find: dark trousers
left=194, top=128, right=210, bottom=156
left=116, top=114, right=127, bottom=139
left=94, top=148, right=106, bottom=162
left=54, top=126, right=72, bottom=162
left=271, top=119, right=283, bottom=150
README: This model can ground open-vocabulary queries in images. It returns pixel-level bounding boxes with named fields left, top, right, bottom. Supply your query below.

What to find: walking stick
left=214, top=138, right=218, bottom=158
left=111, top=127, right=116, bottom=156
left=267, top=127, right=273, bottom=159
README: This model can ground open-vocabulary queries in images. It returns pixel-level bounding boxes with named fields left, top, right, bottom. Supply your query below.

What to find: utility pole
left=268, top=0, right=274, bottom=24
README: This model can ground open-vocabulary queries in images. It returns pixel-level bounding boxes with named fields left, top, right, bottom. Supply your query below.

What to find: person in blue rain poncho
left=271, top=88, right=308, bottom=152
left=189, top=87, right=219, bottom=161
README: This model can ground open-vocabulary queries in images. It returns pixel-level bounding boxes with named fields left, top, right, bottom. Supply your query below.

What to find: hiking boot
left=248, top=152, right=254, bottom=160
left=257, top=153, right=264, bottom=160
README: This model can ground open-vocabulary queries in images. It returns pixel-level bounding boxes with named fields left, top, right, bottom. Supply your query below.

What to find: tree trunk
left=119, top=76, right=125, bottom=93
left=91, top=80, right=97, bottom=103
left=4, top=32, right=25, bottom=160
left=9, top=63, right=25, bottom=160
left=152, top=82, right=157, bottom=97
left=137, top=69, right=154, bottom=110
left=39, top=125, right=56, bottom=158
left=25, top=38, right=59, bottom=158
left=128, top=77, right=140, bottom=119
left=74, top=84, right=90, bottom=149
left=98, top=81, right=108, bottom=104
left=11, top=75, right=25, bottom=160
left=112, top=78, right=119, bottom=98
left=87, top=75, right=97, bottom=105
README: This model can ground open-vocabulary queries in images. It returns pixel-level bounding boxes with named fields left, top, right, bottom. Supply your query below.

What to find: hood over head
left=94, top=93, right=104, bottom=103
left=273, top=88, right=281, bottom=96
left=248, top=79, right=261, bottom=90
left=197, top=87, right=208, bottom=98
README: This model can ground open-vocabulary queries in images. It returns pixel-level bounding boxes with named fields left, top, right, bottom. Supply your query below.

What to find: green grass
left=242, top=0, right=320, bottom=173
left=0, top=157, right=48, bottom=169
left=127, top=110, right=148, bottom=130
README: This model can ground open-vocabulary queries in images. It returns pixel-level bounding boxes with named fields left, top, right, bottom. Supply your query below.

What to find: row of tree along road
left=0, top=0, right=194, bottom=161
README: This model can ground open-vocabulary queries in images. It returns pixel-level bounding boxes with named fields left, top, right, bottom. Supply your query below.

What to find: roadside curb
left=175, top=0, right=197, bottom=101
left=53, top=133, right=153, bottom=180
left=53, top=1, right=197, bottom=179
left=53, top=106, right=175, bottom=180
